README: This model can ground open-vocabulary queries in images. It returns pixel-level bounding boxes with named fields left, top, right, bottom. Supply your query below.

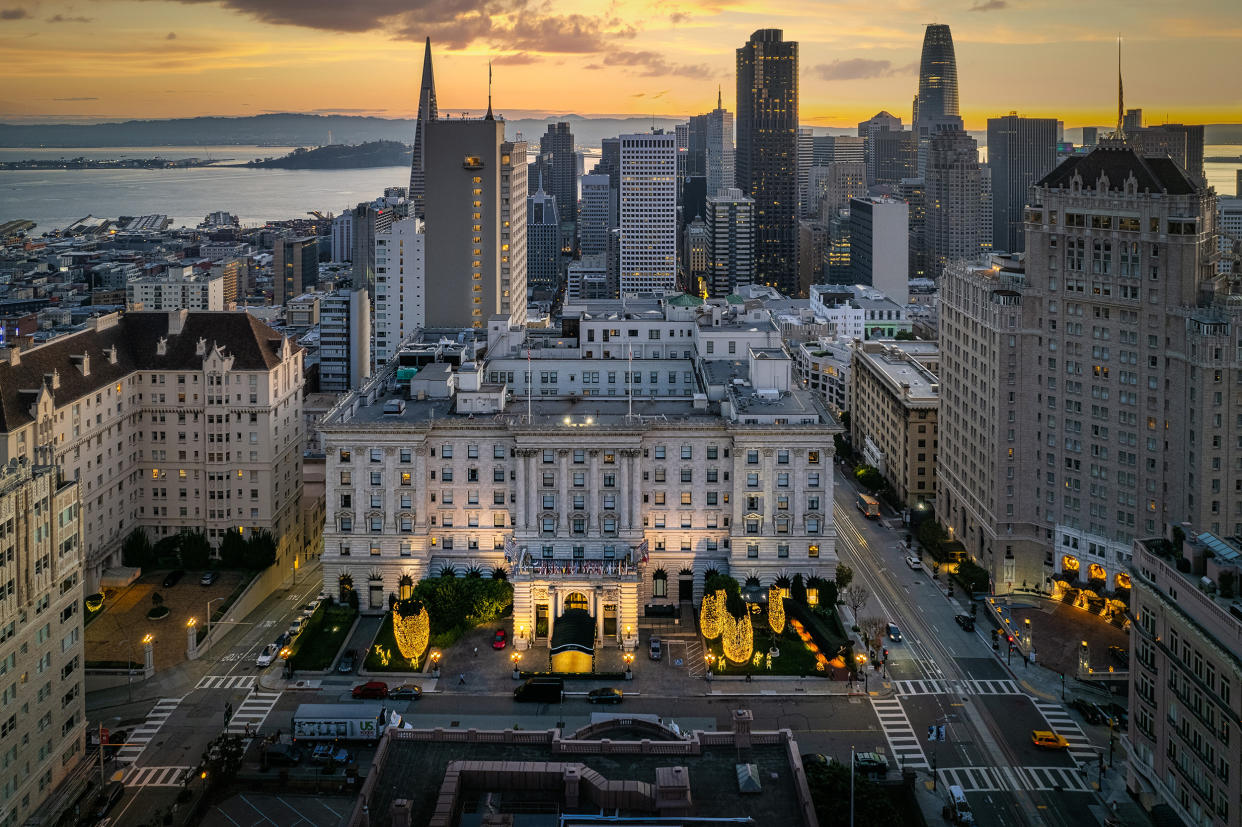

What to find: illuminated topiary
left=392, top=599, right=430, bottom=661
left=700, top=589, right=726, bottom=640
left=768, top=586, right=785, bottom=635
left=721, top=609, right=754, bottom=664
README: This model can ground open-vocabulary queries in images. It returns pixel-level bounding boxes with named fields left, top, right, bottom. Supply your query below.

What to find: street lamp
left=1024, top=617, right=1032, bottom=650
left=623, top=652, right=634, bottom=680
left=704, top=653, right=715, bottom=680
left=510, top=651, right=521, bottom=678
left=431, top=650, right=441, bottom=677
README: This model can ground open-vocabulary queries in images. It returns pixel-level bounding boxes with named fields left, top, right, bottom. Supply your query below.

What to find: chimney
left=167, top=308, right=188, bottom=337
left=0, top=346, right=18, bottom=366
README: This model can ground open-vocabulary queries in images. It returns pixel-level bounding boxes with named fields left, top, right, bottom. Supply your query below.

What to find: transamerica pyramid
left=408, top=37, right=438, bottom=218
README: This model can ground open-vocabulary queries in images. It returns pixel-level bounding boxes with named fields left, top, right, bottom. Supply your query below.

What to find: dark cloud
left=0, top=7, right=28, bottom=19
left=310, top=107, right=385, bottom=113
left=969, top=0, right=1007, bottom=9
left=53, top=97, right=100, bottom=101
left=491, top=52, right=539, bottom=65
left=600, top=50, right=713, bottom=79
left=669, top=11, right=689, bottom=23
left=812, top=58, right=916, bottom=81
left=47, top=13, right=93, bottom=22
left=167, top=31, right=177, bottom=39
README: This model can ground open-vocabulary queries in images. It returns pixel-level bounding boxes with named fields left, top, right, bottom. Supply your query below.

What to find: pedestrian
left=473, top=646, right=478, bottom=657
left=458, top=673, right=466, bottom=685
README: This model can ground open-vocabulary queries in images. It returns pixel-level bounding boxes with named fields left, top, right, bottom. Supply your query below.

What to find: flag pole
left=526, top=348, right=532, bottom=423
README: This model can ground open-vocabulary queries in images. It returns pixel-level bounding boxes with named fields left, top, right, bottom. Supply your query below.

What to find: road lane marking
left=871, top=698, right=928, bottom=770
left=124, top=765, right=191, bottom=787
left=196, top=675, right=257, bottom=690
left=115, top=697, right=183, bottom=765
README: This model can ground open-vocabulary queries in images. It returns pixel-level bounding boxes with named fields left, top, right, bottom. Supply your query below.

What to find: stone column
left=614, top=591, right=623, bottom=643
left=558, top=450, right=570, bottom=530
left=547, top=587, right=557, bottom=645
left=588, top=449, right=601, bottom=533
left=415, top=446, right=429, bottom=531
left=629, top=451, right=642, bottom=530
left=527, top=451, right=538, bottom=527
left=515, top=448, right=527, bottom=531
left=620, top=452, right=631, bottom=529
left=595, top=592, right=604, bottom=642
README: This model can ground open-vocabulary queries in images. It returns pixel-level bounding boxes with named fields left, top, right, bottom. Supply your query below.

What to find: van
left=514, top=677, right=564, bottom=703
left=944, top=785, right=975, bottom=825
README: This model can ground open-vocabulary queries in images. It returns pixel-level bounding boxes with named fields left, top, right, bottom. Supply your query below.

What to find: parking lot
left=200, top=792, right=353, bottom=826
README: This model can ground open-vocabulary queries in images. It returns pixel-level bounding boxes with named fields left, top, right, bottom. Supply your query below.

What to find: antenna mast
left=1116, top=35, right=1124, bottom=139
left=485, top=61, right=494, bottom=120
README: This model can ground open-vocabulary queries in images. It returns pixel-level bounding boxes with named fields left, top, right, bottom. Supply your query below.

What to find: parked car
left=1068, top=697, right=1103, bottom=725
left=256, top=644, right=278, bottom=668
left=301, top=601, right=320, bottom=618
left=311, top=744, right=352, bottom=764
left=1031, top=730, right=1070, bottom=750
left=905, top=555, right=922, bottom=570
left=287, top=618, right=304, bottom=638
left=162, top=570, right=185, bottom=588
left=887, top=623, right=903, bottom=642
left=263, top=744, right=302, bottom=766
left=351, top=681, right=388, bottom=700
left=1101, top=702, right=1128, bottom=728
left=492, top=629, right=507, bottom=650
left=514, top=677, right=563, bottom=703
left=94, top=782, right=125, bottom=818
left=389, top=684, right=422, bottom=701
left=649, top=637, right=663, bottom=661
left=853, top=752, right=889, bottom=775
left=953, top=614, right=975, bottom=632
left=274, top=632, right=290, bottom=648
left=199, top=570, right=220, bottom=586
left=801, top=753, right=830, bottom=768
left=337, top=649, right=356, bottom=674
left=587, top=687, right=624, bottom=705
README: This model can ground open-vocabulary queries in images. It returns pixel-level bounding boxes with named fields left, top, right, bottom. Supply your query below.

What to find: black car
left=162, top=569, right=185, bottom=588
left=953, top=614, right=975, bottom=632
left=1101, top=701, right=1128, bottom=728
left=1068, top=697, right=1104, bottom=725
left=587, top=687, right=623, bottom=704
left=337, top=649, right=356, bottom=674
left=389, top=684, right=422, bottom=700
left=199, top=570, right=220, bottom=586
left=94, top=782, right=125, bottom=818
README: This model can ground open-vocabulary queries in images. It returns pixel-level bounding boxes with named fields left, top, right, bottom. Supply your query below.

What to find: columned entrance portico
left=512, top=571, right=640, bottom=650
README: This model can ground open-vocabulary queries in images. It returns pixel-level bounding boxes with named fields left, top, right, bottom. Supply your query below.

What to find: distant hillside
left=245, top=141, right=412, bottom=169
left=0, top=112, right=683, bottom=150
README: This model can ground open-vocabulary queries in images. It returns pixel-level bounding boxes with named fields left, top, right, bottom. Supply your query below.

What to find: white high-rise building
left=704, top=97, right=735, bottom=198
left=374, top=217, right=426, bottom=364
left=126, top=266, right=225, bottom=311
left=619, top=133, right=678, bottom=294
left=331, top=211, right=354, bottom=263
left=321, top=288, right=372, bottom=392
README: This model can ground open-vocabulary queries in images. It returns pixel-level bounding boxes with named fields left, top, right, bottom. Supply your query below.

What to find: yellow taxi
left=1031, top=730, right=1070, bottom=750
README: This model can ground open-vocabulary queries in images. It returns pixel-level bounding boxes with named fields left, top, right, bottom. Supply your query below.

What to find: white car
left=905, top=555, right=922, bottom=570
left=287, top=618, right=304, bottom=638
left=255, top=644, right=277, bottom=668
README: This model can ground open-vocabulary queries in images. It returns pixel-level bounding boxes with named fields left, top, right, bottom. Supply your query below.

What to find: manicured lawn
left=288, top=605, right=357, bottom=670
left=363, top=612, right=427, bottom=672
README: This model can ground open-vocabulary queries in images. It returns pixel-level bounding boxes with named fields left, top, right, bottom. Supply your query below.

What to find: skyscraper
left=704, top=90, right=735, bottom=198
left=272, top=235, right=319, bottom=304
left=526, top=181, right=561, bottom=294
left=539, top=122, right=577, bottom=230
left=619, top=132, right=678, bottom=294
left=737, top=29, right=799, bottom=295
left=858, top=111, right=903, bottom=185
left=351, top=199, right=394, bottom=289
left=850, top=196, right=910, bottom=303
left=924, top=130, right=982, bottom=278
left=374, top=216, right=425, bottom=363
left=320, top=287, right=372, bottom=392
left=798, top=126, right=815, bottom=218
left=423, top=116, right=527, bottom=328
left=408, top=37, right=438, bottom=219
left=987, top=114, right=1059, bottom=254
left=706, top=187, right=755, bottom=297
left=813, top=135, right=864, bottom=166
left=914, top=24, right=963, bottom=177
left=579, top=173, right=612, bottom=256
left=872, top=128, right=917, bottom=186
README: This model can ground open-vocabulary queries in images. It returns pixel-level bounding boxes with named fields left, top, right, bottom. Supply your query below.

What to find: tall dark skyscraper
left=736, top=29, right=799, bottom=295
left=914, top=24, right=962, bottom=176
left=987, top=114, right=1059, bottom=254
left=408, top=37, right=438, bottom=219
left=915, top=24, right=959, bottom=123
left=539, top=122, right=577, bottom=228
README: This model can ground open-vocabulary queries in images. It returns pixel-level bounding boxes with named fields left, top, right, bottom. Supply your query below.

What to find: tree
left=791, top=573, right=807, bottom=605
left=179, top=530, right=212, bottom=569
left=245, top=529, right=277, bottom=569
left=122, top=529, right=153, bottom=568
left=218, top=531, right=247, bottom=569
left=854, top=465, right=884, bottom=493
left=805, top=759, right=900, bottom=827
left=842, top=584, right=870, bottom=619
left=834, top=565, right=854, bottom=594
left=858, top=616, right=887, bottom=657
left=894, top=329, right=916, bottom=341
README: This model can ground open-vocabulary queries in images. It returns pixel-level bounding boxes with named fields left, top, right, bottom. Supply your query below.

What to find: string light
left=700, top=589, right=726, bottom=640
left=721, top=609, right=754, bottom=664
left=768, top=586, right=785, bottom=635
left=392, top=600, right=430, bottom=662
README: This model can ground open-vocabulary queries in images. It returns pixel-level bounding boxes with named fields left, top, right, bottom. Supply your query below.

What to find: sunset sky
left=0, top=0, right=1239, bottom=128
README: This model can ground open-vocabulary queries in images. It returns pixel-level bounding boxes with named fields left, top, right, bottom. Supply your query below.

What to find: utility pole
left=850, top=745, right=855, bottom=827
left=99, top=722, right=106, bottom=787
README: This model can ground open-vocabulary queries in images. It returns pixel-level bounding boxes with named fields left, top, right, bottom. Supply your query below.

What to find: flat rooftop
left=332, top=395, right=721, bottom=428
left=365, top=738, right=805, bottom=827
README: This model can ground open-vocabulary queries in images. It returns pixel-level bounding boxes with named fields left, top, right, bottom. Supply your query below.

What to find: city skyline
left=1, top=0, right=1239, bottom=127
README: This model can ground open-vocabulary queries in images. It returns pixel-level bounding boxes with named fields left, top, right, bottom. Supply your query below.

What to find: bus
left=856, top=493, right=881, bottom=518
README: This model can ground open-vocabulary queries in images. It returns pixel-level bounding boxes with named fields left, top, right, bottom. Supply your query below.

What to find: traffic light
left=883, top=648, right=889, bottom=659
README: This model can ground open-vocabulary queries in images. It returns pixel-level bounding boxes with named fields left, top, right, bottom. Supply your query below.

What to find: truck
left=856, top=493, right=881, bottom=518
left=291, top=703, right=388, bottom=743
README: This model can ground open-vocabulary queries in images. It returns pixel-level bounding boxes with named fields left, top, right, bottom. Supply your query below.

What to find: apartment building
left=0, top=310, right=305, bottom=591
left=0, top=462, right=85, bottom=826
left=1130, top=532, right=1242, bottom=827
left=374, top=216, right=425, bottom=364
left=849, top=340, right=939, bottom=507
left=318, top=298, right=840, bottom=638
left=125, top=267, right=224, bottom=312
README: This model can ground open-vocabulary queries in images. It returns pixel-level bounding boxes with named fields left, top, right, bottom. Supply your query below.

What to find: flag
left=504, top=535, right=518, bottom=563
left=636, top=538, right=649, bottom=565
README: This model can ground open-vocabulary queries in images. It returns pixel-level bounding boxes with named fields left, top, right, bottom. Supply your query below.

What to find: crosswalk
left=871, top=698, right=928, bottom=770
left=195, top=675, right=256, bottom=691
left=115, top=697, right=182, bottom=765
left=1033, top=699, right=1097, bottom=763
left=226, top=690, right=282, bottom=736
left=893, top=678, right=1022, bottom=697
left=125, top=765, right=192, bottom=788
left=938, top=764, right=1093, bottom=794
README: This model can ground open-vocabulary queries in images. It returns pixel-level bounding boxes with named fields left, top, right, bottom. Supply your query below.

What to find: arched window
left=338, top=573, right=354, bottom=603
left=652, top=568, right=668, bottom=598
left=398, top=575, right=414, bottom=601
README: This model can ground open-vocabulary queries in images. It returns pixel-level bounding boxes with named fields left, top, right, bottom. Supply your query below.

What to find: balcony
left=511, top=558, right=640, bottom=581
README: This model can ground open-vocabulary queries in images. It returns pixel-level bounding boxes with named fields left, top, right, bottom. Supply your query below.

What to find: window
left=807, top=517, right=821, bottom=534
left=808, top=450, right=820, bottom=464
left=543, top=494, right=556, bottom=510
left=399, top=449, right=412, bottom=463
left=747, top=450, right=759, bottom=465
left=468, top=444, right=479, bottom=459
left=747, top=543, right=759, bottom=558
left=370, top=448, right=383, bottom=463
left=777, top=472, right=790, bottom=487
left=747, top=473, right=759, bottom=488
left=778, top=543, right=789, bottom=558
left=681, top=492, right=692, bottom=505
left=778, top=450, right=789, bottom=464
left=653, top=571, right=668, bottom=598
left=681, top=444, right=693, bottom=459
left=655, top=445, right=666, bottom=459
left=371, top=471, right=383, bottom=486
left=808, top=543, right=820, bottom=558
left=808, top=473, right=821, bottom=487
left=681, top=468, right=693, bottom=483
left=543, top=450, right=554, bottom=463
